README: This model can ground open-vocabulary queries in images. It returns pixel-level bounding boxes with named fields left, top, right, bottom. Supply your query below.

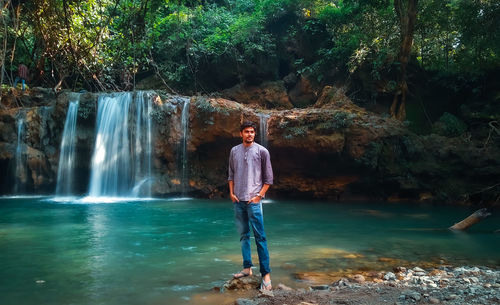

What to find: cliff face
left=0, top=87, right=498, bottom=205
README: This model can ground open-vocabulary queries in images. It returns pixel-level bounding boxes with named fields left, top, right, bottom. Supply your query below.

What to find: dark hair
left=240, top=121, right=257, bottom=132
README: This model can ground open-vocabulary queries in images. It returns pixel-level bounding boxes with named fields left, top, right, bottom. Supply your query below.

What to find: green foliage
left=432, top=112, right=467, bottom=137
left=194, top=97, right=229, bottom=116
left=0, top=0, right=497, bottom=98
left=332, top=111, right=355, bottom=128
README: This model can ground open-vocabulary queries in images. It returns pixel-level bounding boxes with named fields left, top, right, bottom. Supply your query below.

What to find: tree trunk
left=390, top=0, right=418, bottom=121
left=449, top=208, right=491, bottom=231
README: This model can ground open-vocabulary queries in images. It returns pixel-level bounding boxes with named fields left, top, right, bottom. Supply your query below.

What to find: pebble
left=394, top=266, right=407, bottom=273
left=310, top=285, right=329, bottom=291
left=227, top=266, right=500, bottom=305
left=409, top=291, right=421, bottom=301
left=351, top=274, right=365, bottom=283
left=445, top=294, right=458, bottom=300
left=277, top=283, right=293, bottom=291
left=259, top=289, right=274, bottom=297
left=384, top=272, right=396, bottom=281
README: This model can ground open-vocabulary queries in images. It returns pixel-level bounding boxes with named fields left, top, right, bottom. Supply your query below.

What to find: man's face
left=240, top=127, right=256, bottom=144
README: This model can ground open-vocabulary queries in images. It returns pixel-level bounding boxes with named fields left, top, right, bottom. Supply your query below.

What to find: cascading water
left=87, top=92, right=152, bottom=199
left=131, top=92, right=153, bottom=197
left=180, top=98, right=190, bottom=195
left=55, top=96, right=80, bottom=197
left=14, top=117, right=27, bottom=193
left=258, top=113, right=270, bottom=148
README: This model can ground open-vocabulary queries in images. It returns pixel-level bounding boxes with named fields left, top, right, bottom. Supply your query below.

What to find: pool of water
left=0, top=197, right=498, bottom=305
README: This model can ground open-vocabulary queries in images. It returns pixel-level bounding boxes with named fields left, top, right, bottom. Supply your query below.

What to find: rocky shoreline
left=224, top=266, right=500, bottom=305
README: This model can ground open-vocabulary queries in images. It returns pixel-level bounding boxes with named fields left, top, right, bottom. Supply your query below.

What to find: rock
left=394, top=266, right=407, bottom=273
left=332, top=278, right=351, bottom=287
left=314, top=86, right=349, bottom=108
left=384, top=272, right=396, bottom=281
left=283, top=73, right=297, bottom=89
left=288, top=75, right=318, bottom=108
left=235, top=298, right=258, bottom=305
left=429, top=297, right=440, bottom=304
left=351, top=274, right=365, bottom=284
left=259, top=288, right=274, bottom=297
left=310, top=285, right=329, bottom=291
left=223, top=276, right=260, bottom=291
left=221, top=81, right=293, bottom=109
left=276, top=283, right=292, bottom=291
left=445, top=294, right=458, bottom=300
left=413, top=267, right=425, bottom=273
left=409, top=292, right=421, bottom=301
left=429, top=269, right=447, bottom=276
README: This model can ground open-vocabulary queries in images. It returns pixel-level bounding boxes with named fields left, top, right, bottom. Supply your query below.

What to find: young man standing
left=228, top=121, right=273, bottom=291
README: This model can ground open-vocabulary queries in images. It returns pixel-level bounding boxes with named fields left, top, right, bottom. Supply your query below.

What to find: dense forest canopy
left=0, top=0, right=499, bottom=123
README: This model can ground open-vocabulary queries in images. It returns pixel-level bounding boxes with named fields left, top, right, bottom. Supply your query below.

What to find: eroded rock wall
left=0, top=87, right=498, bottom=205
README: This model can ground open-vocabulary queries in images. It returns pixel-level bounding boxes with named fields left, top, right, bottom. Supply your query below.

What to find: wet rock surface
left=230, top=266, right=500, bottom=305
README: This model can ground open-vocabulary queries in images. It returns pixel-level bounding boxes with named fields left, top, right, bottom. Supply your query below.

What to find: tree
left=390, top=0, right=418, bottom=120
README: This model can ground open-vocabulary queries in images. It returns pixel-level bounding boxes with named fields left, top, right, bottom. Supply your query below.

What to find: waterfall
left=131, top=92, right=153, bottom=197
left=258, top=113, right=270, bottom=148
left=55, top=96, right=80, bottom=196
left=14, top=117, right=27, bottom=193
left=180, top=98, right=190, bottom=195
left=87, top=92, right=152, bottom=198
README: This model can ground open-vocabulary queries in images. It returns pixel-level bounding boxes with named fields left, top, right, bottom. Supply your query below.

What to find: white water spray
left=87, top=92, right=153, bottom=198
left=55, top=95, right=80, bottom=196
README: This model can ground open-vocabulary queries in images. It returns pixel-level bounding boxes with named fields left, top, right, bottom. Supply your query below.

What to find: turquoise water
left=0, top=197, right=498, bottom=305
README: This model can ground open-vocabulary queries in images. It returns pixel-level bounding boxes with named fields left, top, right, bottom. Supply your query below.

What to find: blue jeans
left=234, top=201, right=271, bottom=276
left=14, top=77, right=26, bottom=90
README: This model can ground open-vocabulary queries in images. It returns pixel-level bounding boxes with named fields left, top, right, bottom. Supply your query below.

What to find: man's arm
left=249, top=183, right=270, bottom=203
left=228, top=149, right=239, bottom=202
left=228, top=180, right=239, bottom=202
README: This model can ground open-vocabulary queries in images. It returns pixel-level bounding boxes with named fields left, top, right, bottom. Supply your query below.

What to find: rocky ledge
left=226, top=266, right=500, bottom=305
left=1, top=86, right=498, bottom=204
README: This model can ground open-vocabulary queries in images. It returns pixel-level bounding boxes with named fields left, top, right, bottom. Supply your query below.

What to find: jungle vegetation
left=0, top=0, right=498, bottom=124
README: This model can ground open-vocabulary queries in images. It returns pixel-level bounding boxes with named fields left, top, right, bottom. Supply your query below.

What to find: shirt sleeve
left=261, top=148, right=273, bottom=185
left=228, top=148, right=234, bottom=181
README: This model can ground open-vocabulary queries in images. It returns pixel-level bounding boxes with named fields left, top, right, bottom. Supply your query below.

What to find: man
left=13, top=64, right=29, bottom=91
left=228, top=121, right=273, bottom=291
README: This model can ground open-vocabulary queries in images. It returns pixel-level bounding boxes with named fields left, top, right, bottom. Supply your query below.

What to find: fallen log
left=449, top=208, right=491, bottom=231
